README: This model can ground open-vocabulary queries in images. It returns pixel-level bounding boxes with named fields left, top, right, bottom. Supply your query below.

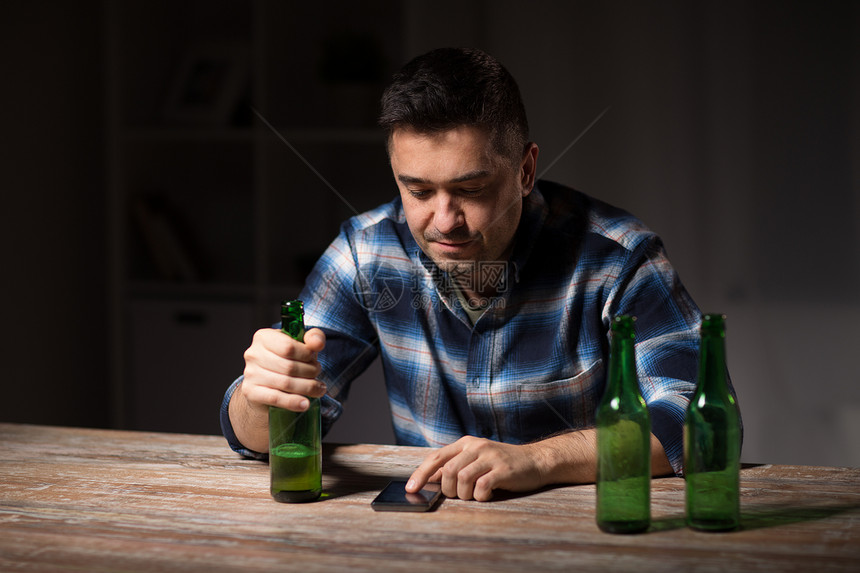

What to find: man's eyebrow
left=397, top=174, right=429, bottom=185
left=451, top=170, right=491, bottom=184
left=397, top=170, right=491, bottom=186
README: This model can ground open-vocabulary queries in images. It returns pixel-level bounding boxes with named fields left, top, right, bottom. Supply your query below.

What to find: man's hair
left=378, top=47, right=529, bottom=165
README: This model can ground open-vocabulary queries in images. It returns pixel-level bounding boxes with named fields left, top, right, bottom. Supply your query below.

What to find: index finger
left=406, top=444, right=459, bottom=492
left=261, top=327, right=324, bottom=362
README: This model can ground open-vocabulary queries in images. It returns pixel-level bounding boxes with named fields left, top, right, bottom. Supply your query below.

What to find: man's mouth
left=432, top=238, right=475, bottom=253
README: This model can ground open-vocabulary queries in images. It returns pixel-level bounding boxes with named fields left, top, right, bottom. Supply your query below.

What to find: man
left=221, top=47, right=735, bottom=501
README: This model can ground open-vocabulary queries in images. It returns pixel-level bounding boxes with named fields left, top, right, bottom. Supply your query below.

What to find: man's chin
left=440, top=260, right=478, bottom=274
left=430, top=255, right=479, bottom=273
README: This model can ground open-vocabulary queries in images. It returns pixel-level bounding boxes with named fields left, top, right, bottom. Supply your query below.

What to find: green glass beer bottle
left=268, top=300, right=322, bottom=502
left=683, top=314, right=740, bottom=531
left=595, top=315, right=651, bottom=533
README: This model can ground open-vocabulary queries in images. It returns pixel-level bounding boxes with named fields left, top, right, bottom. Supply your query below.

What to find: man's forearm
left=228, top=382, right=269, bottom=454
left=530, top=429, right=674, bottom=487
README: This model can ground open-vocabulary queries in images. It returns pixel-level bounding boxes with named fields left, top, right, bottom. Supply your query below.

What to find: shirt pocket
left=513, top=359, right=604, bottom=442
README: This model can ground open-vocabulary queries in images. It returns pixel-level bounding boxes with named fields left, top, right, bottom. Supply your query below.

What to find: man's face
left=389, top=126, right=537, bottom=287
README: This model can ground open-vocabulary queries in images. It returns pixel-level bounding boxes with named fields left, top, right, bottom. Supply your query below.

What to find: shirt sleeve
left=607, top=234, right=742, bottom=475
left=299, top=227, right=382, bottom=423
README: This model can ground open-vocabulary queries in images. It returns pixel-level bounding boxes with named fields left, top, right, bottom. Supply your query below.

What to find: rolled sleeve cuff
left=648, top=399, right=687, bottom=476
left=220, top=375, right=268, bottom=460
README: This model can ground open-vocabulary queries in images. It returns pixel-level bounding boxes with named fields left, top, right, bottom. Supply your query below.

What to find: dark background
left=2, top=1, right=858, bottom=467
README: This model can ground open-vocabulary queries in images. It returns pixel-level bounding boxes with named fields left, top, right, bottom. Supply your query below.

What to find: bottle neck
left=281, top=300, right=305, bottom=342
left=281, top=316, right=305, bottom=341
left=698, top=331, right=728, bottom=393
left=607, top=335, right=638, bottom=395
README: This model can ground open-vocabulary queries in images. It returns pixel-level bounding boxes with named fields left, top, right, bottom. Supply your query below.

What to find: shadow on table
left=649, top=502, right=860, bottom=533
left=318, top=448, right=398, bottom=501
left=739, top=502, right=860, bottom=531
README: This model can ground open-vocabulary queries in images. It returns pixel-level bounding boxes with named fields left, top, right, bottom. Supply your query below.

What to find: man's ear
left=520, top=142, right=539, bottom=195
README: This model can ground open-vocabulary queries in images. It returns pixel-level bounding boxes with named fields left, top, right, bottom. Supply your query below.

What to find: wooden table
left=0, top=423, right=858, bottom=572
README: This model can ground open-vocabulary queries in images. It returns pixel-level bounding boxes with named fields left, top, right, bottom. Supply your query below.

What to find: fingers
left=407, top=437, right=500, bottom=502
left=442, top=451, right=496, bottom=502
left=241, top=327, right=328, bottom=412
left=240, top=381, right=316, bottom=412
left=254, top=327, right=324, bottom=366
left=303, top=328, right=326, bottom=352
left=407, top=444, right=457, bottom=493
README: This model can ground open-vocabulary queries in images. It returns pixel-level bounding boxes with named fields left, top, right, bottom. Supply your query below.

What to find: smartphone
left=371, top=480, right=443, bottom=512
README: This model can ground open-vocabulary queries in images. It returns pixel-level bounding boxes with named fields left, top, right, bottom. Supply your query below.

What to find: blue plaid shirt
left=221, top=181, right=731, bottom=474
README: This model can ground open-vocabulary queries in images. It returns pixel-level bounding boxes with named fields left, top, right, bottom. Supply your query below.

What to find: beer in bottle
left=269, top=300, right=322, bottom=502
left=595, top=315, right=651, bottom=533
left=684, top=313, right=740, bottom=530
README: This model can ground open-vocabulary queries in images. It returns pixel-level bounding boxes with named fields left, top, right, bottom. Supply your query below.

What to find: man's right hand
left=228, top=327, right=327, bottom=452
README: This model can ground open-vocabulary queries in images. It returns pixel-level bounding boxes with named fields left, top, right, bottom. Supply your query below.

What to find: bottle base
left=271, top=489, right=321, bottom=503
left=597, top=520, right=650, bottom=534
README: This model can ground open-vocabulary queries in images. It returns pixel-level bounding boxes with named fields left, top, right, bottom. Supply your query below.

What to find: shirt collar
left=508, top=183, right=549, bottom=283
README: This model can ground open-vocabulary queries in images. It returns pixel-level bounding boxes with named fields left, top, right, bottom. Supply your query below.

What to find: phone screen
left=371, top=480, right=443, bottom=512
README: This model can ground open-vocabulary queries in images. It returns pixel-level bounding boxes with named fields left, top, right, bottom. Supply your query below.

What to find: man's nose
left=433, top=194, right=464, bottom=235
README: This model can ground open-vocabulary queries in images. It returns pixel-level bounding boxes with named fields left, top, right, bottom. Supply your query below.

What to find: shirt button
left=471, top=377, right=480, bottom=387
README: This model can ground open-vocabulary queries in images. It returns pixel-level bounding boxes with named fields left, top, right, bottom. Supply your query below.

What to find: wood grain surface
left=0, top=423, right=858, bottom=572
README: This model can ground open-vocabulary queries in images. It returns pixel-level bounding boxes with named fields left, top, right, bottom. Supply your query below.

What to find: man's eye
left=408, top=188, right=430, bottom=198
left=460, top=187, right=484, bottom=196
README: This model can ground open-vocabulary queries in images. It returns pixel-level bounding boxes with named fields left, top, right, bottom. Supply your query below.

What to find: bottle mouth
left=610, top=315, right=636, bottom=338
left=701, top=313, right=727, bottom=333
left=282, top=299, right=304, bottom=312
